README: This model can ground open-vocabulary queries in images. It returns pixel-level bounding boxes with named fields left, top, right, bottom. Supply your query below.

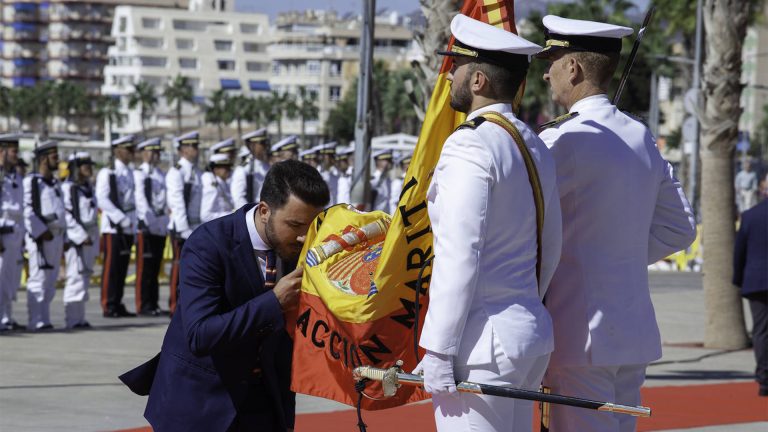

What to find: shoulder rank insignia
left=455, top=116, right=487, bottom=131
left=537, top=112, right=579, bottom=131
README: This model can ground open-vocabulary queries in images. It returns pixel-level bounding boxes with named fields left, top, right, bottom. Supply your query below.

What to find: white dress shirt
left=1, top=172, right=23, bottom=233
left=134, top=162, right=169, bottom=236
left=62, top=181, right=98, bottom=245
left=95, top=159, right=136, bottom=234
left=245, top=205, right=270, bottom=277
left=336, top=167, right=353, bottom=205
left=539, top=94, right=697, bottom=367
left=419, top=103, right=562, bottom=366
left=231, top=158, right=270, bottom=209
left=166, top=157, right=203, bottom=239
left=201, top=172, right=234, bottom=223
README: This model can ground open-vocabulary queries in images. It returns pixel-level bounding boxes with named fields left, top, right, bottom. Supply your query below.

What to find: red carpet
left=117, top=382, right=767, bottom=431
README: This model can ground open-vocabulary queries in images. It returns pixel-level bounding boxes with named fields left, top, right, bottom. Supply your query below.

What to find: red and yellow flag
left=290, top=0, right=520, bottom=410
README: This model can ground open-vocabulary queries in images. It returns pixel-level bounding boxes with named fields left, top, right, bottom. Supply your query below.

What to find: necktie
left=264, top=250, right=277, bottom=289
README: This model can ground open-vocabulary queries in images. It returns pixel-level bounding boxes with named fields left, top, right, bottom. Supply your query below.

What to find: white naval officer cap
left=211, top=137, right=236, bottom=155
left=336, top=146, right=354, bottom=159
left=209, top=153, right=233, bottom=167
left=112, top=134, right=136, bottom=148
left=438, top=14, right=541, bottom=68
left=173, top=131, right=200, bottom=150
left=68, top=151, right=93, bottom=165
left=242, top=128, right=269, bottom=144
left=372, top=149, right=393, bottom=161
left=299, top=146, right=319, bottom=161
left=271, top=135, right=299, bottom=153
left=34, top=140, right=58, bottom=157
left=137, top=137, right=162, bottom=151
left=318, top=141, right=338, bottom=156
left=536, top=15, right=634, bottom=58
left=0, top=133, right=21, bottom=147
left=237, top=145, right=252, bottom=161
left=396, top=153, right=413, bottom=166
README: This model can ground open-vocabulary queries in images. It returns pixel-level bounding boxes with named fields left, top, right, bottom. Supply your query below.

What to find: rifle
left=613, top=6, right=656, bottom=106
left=68, top=177, right=93, bottom=274
left=31, top=141, right=54, bottom=270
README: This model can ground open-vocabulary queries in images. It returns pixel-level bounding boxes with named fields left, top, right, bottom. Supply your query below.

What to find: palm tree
left=95, top=95, right=124, bottom=141
left=250, top=96, right=272, bottom=129
left=268, top=90, right=297, bottom=140
left=699, top=0, right=756, bottom=349
left=164, top=74, right=194, bottom=135
left=226, top=94, right=252, bottom=140
left=10, top=87, right=36, bottom=132
left=296, top=86, right=319, bottom=144
left=0, top=85, right=11, bottom=130
left=54, top=81, right=88, bottom=133
left=128, top=81, right=158, bottom=134
left=205, top=89, right=229, bottom=140
left=34, top=81, right=57, bottom=138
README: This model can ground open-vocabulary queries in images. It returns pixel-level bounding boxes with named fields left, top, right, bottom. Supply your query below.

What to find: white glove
left=120, top=216, right=131, bottom=230
left=412, top=350, right=457, bottom=396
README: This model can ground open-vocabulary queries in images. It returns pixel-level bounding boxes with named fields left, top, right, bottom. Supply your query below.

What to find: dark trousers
left=135, top=232, right=166, bottom=313
left=748, top=293, right=768, bottom=389
left=169, top=236, right=185, bottom=315
left=100, top=233, right=134, bottom=313
left=226, top=380, right=284, bottom=432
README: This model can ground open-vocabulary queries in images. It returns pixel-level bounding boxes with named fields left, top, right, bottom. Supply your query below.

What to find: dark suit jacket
left=120, top=204, right=296, bottom=431
left=734, top=199, right=768, bottom=298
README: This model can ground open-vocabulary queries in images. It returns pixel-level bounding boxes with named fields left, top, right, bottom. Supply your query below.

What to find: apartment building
left=101, top=1, right=271, bottom=133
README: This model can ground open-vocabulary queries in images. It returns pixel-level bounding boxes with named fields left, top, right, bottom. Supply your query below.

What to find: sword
left=353, top=362, right=651, bottom=418
left=612, top=6, right=656, bottom=106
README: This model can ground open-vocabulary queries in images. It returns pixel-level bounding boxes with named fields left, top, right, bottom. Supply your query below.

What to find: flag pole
left=351, top=0, right=376, bottom=210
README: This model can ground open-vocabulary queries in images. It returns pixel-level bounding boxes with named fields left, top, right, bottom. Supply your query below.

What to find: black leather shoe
left=73, top=322, right=91, bottom=329
left=103, top=310, right=120, bottom=318
left=116, top=305, right=137, bottom=317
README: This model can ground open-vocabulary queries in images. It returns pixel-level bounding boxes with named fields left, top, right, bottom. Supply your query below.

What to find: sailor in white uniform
left=96, top=134, right=137, bottom=318
left=231, top=129, right=270, bottom=208
left=0, top=134, right=25, bottom=331
left=209, top=135, right=237, bottom=162
left=414, top=14, right=562, bottom=431
left=133, top=137, right=169, bottom=316
left=370, top=149, right=393, bottom=213
left=335, top=146, right=354, bottom=205
left=299, top=146, right=319, bottom=169
left=24, top=141, right=67, bottom=330
left=317, top=142, right=339, bottom=206
left=201, top=153, right=235, bottom=222
left=389, top=153, right=411, bottom=213
left=166, top=131, right=203, bottom=314
left=62, top=152, right=99, bottom=328
left=536, top=15, right=697, bottom=432
left=271, top=135, right=300, bottom=162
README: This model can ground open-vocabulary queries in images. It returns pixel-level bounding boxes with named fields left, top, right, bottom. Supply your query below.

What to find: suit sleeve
left=648, top=160, right=697, bottom=263
left=62, top=183, right=88, bottom=245
left=166, top=168, right=190, bottom=233
left=230, top=166, right=248, bottom=209
left=732, top=216, right=749, bottom=287
left=179, top=227, right=285, bottom=357
left=95, top=168, right=126, bottom=227
left=419, top=132, right=491, bottom=356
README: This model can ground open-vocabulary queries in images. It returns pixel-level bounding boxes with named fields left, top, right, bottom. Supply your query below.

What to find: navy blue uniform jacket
left=120, top=204, right=296, bottom=431
left=734, top=199, right=768, bottom=297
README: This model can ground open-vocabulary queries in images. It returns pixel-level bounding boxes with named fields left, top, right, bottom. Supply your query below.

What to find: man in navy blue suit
left=733, top=199, right=768, bottom=397
left=120, top=160, right=330, bottom=431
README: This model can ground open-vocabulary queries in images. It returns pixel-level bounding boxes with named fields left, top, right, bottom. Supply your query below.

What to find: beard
left=264, top=215, right=302, bottom=263
left=449, top=73, right=472, bottom=113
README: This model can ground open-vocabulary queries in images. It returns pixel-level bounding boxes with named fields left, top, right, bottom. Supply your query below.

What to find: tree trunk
left=301, top=116, right=306, bottom=146
left=237, top=117, right=243, bottom=140
left=177, top=102, right=182, bottom=135
left=277, top=115, right=283, bottom=140
left=700, top=0, right=749, bottom=349
left=217, top=123, right=223, bottom=141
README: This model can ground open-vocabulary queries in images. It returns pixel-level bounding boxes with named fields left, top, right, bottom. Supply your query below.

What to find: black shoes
left=103, top=305, right=137, bottom=318
left=73, top=322, right=91, bottom=329
left=138, top=307, right=169, bottom=317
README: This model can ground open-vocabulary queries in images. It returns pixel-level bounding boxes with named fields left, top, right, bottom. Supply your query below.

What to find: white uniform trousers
left=432, top=335, right=550, bottom=432
left=543, top=364, right=646, bottom=432
left=25, top=234, right=64, bottom=329
left=0, top=229, right=25, bottom=327
left=63, top=238, right=98, bottom=328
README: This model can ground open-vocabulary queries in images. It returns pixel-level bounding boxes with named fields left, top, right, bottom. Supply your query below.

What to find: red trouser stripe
left=100, top=234, right=112, bottom=312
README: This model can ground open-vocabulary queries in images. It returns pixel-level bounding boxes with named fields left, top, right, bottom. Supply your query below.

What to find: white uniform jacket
left=62, top=181, right=99, bottom=245
left=230, top=158, right=269, bottom=209
left=390, top=175, right=404, bottom=214
left=23, top=174, right=66, bottom=239
left=319, top=166, right=339, bottom=206
left=201, top=172, right=234, bottom=223
left=539, top=94, right=697, bottom=367
left=134, top=163, right=169, bottom=236
left=336, top=167, right=353, bottom=205
left=1, top=172, right=23, bottom=236
left=371, top=169, right=393, bottom=213
left=166, top=157, right=202, bottom=239
left=95, top=160, right=137, bottom=235
left=420, top=103, right=563, bottom=366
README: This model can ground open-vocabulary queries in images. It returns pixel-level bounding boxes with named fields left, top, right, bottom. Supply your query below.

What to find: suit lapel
left=232, top=204, right=265, bottom=297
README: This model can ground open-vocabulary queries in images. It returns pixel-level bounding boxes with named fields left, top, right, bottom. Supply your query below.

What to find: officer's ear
left=257, top=201, right=272, bottom=222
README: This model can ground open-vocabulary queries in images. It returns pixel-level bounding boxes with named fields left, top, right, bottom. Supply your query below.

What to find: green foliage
left=128, top=81, right=158, bottom=133
left=164, top=74, right=194, bottom=134
left=205, top=89, right=230, bottom=140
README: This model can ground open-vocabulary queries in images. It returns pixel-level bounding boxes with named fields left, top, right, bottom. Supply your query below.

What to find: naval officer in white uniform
left=415, top=14, right=562, bottom=431
left=0, top=134, right=24, bottom=331
left=537, top=15, right=697, bottom=432
left=230, top=128, right=270, bottom=208
left=201, top=153, right=235, bottom=222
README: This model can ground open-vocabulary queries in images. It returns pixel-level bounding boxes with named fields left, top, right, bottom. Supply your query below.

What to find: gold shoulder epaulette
left=455, top=116, right=488, bottom=131
left=537, top=112, right=579, bottom=131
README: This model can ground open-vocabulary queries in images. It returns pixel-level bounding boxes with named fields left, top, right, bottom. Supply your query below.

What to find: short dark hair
left=260, top=159, right=330, bottom=209
left=569, top=51, right=620, bottom=88
left=468, top=61, right=528, bottom=101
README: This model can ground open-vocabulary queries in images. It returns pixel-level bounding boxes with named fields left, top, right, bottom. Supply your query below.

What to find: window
left=118, top=16, right=127, bottom=33
left=217, top=60, right=235, bottom=71
left=140, top=56, right=167, bottom=67
left=214, top=40, right=233, bottom=52
left=141, top=75, right=164, bottom=86
left=142, top=18, right=161, bottom=29
left=173, top=20, right=207, bottom=31
left=176, top=38, right=194, bottom=50
left=240, top=23, right=260, bottom=34
left=245, top=61, right=267, bottom=72
left=307, top=60, right=321, bottom=75
left=329, top=86, right=341, bottom=102
left=242, top=42, right=263, bottom=53
left=329, top=60, right=342, bottom=77
left=188, top=78, right=201, bottom=89
left=271, top=62, right=280, bottom=75
left=135, top=37, right=163, bottom=49
left=179, top=57, right=197, bottom=69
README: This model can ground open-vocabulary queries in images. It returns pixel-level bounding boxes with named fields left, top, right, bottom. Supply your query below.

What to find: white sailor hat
left=209, top=153, right=233, bottom=167
left=437, top=14, right=541, bottom=68
left=34, top=140, right=58, bottom=157
left=299, top=147, right=318, bottom=161
left=242, top=128, right=269, bottom=144
left=68, top=151, right=93, bottom=165
left=137, top=137, right=162, bottom=151
left=372, top=149, right=393, bottom=161
left=317, top=141, right=338, bottom=156
left=336, top=146, right=355, bottom=159
left=173, top=131, right=200, bottom=150
left=0, top=133, right=21, bottom=147
left=396, top=153, right=413, bottom=166
left=112, top=134, right=136, bottom=148
left=237, top=145, right=252, bottom=161
left=537, top=15, right=633, bottom=58
left=271, top=135, right=299, bottom=153
left=211, top=137, right=236, bottom=155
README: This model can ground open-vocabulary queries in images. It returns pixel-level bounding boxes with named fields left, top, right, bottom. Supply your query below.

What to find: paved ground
left=0, top=271, right=764, bottom=431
